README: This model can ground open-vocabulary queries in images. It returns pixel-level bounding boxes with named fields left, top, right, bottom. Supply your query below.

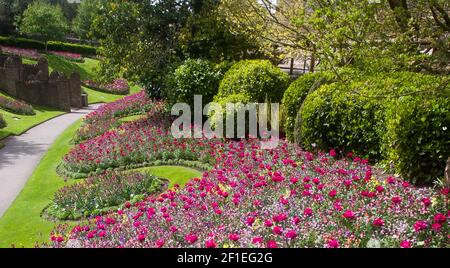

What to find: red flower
left=413, top=221, right=427, bottom=232
left=328, top=189, right=337, bottom=198
left=292, top=216, right=301, bottom=225
left=205, top=239, right=217, bottom=248
left=304, top=207, right=313, bottom=217
left=229, top=233, right=240, bottom=241
left=327, top=239, right=339, bottom=248
left=375, top=185, right=384, bottom=193
left=343, top=210, right=356, bottom=220
left=246, top=217, right=256, bottom=226
left=286, top=230, right=298, bottom=239
left=252, top=237, right=263, bottom=244
left=156, top=239, right=165, bottom=248
left=373, top=218, right=384, bottom=227
left=421, top=197, right=431, bottom=207
left=267, top=240, right=278, bottom=248
left=273, top=213, right=287, bottom=223
left=431, top=223, right=442, bottom=232
left=329, top=149, right=337, bottom=157
left=137, top=234, right=146, bottom=242
left=400, top=240, right=411, bottom=248
left=273, top=226, right=283, bottom=235
left=185, top=234, right=198, bottom=244
left=433, top=213, right=446, bottom=224
left=391, top=196, right=402, bottom=205
left=264, top=220, right=273, bottom=227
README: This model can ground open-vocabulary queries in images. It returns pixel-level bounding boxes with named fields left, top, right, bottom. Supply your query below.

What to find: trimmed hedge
left=47, top=41, right=96, bottom=56
left=217, top=60, right=290, bottom=103
left=281, top=72, right=332, bottom=141
left=0, top=113, right=6, bottom=129
left=384, top=89, right=449, bottom=185
left=298, top=71, right=450, bottom=184
left=165, top=59, right=221, bottom=105
left=0, top=36, right=97, bottom=56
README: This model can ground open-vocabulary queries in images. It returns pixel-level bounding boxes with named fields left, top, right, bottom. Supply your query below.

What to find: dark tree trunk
left=388, top=0, right=411, bottom=31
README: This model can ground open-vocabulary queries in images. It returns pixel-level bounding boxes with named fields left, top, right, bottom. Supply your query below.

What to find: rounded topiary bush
left=165, top=59, right=221, bottom=105
left=281, top=72, right=332, bottom=141
left=217, top=60, right=290, bottom=103
left=383, top=85, right=450, bottom=185
left=299, top=81, right=385, bottom=159
left=0, top=113, right=6, bottom=129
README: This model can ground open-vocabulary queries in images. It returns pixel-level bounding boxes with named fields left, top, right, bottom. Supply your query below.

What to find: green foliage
left=47, top=41, right=96, bottom=56
left=281, top=72, right=332, bottom=141
left=208, top=92, right=252, bottom=135
left=0, top=113, right=6, bottom=129
left=299, top=81, right=385, bottom=160
left=46, top=170, right=164, bottom=220
left=299, top=70, right=450, bottom=183
left=218, top=60, right=290, bottom=103
left=72, top=0, right=100, bottom=39
left=0, top=36, right=97, bottom=55
left=0, top=36, right=44, bottom=49
left=165, top=59, right=221, bottom=105
left=17, top=1, right=68, bottom=49
left=383, top=85, right=450, bottom=185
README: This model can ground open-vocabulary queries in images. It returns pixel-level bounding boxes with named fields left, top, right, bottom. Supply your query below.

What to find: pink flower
left=421, top=197, right=431, bottom=207
left=246, top=217, right=256, bottom=226
left=156, top=239, right=165, bottom=248
left=273, top=226, right=283, bottom=235
left=343, top=210, right=356, bottom=220
left=252, top=237, right=263, bottom=244
left=292, top=216, right=301, bottom=225
left=413, top=221, right=427, bottom=232
left=185, top=234, right=198, bottom=244
left=329, top=149, right=337, bottom=157
left=229, top=233, right=240, bottom=241
left=375, top=185, right=384, bottom=193
left=137, top=234, right=146, bottom=242
left=434, top=213, right=446, bottom=224
left=285, top=230, right=298, bottom=239
left=431, top=223, right=442, bottom=232
left=304, top=207, right=313, bottom=217
left=400, top=240, right=411, bottom=248
left=205, top=239, right=217, bottom=248
left=328, top=189, right=337, bottom=198
left=266, top=240, right=278, bottom=248
left=327, top=239, right=339, bottom=248
left=373, top=218, right=384, bottom=227
left=392, top=196, right=402, bottom=205
left=273, top=213, right=287, bottom=223
left=290, top=177, right=299, bottom=184
left=264, top=220, right=273, bottom=227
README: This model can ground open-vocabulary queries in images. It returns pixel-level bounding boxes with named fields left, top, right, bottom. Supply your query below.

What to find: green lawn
left=85, top=84, right=141, bottom=104
left=0, top=120, right=202, bottom=248
left=139, top=166, right=203, bottom=188
left=0, top=105, right=65, bottom=140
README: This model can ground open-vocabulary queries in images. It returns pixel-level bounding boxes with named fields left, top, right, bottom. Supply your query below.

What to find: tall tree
left=17, top=1, right=68, bottom=51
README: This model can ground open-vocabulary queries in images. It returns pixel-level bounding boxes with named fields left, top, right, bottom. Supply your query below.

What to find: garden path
left=0, top=104, right=100, bottom=218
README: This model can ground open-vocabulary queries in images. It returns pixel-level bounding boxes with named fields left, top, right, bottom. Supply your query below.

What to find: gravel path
left=0, top=105, right=99, bottom=218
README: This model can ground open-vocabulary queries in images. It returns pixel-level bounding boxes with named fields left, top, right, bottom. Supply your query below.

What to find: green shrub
left=47, top=41, right=97, bottom=56
left=383, top=85, right=449, bottom=185
left=299, top=81, right=385, bottom=159
left=165, top=59, right=221, bottom=105
left=0, top=36, right=44, bottom=50
left=0, top=113, right=6, bottom=129
left=217, top=60, right=290, bottom=103
left=281, top=72, right=332, bottom=141
left=208, top=92, right=252, bottom=134
left=299, top=70, right=449, bottom=184
left=0, top=36, right=97, bottom=55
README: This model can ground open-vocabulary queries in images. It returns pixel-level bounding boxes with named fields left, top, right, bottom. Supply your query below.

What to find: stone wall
left=0, top=53, right=84, bottom=112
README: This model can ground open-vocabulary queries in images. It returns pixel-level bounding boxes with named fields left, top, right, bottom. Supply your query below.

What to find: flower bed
left=53, top=107, right=449, bottom=248
left=74, top=91, right=166, bottom=143
left=83, top=79, right=130, bottom=95
left=49, top=51, right=84, bottom=62
left=45, top=170, right=165, bottom=221
left=0, top=95, right=35, bottom=115
left=0, top=45, right=40, bottom=60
